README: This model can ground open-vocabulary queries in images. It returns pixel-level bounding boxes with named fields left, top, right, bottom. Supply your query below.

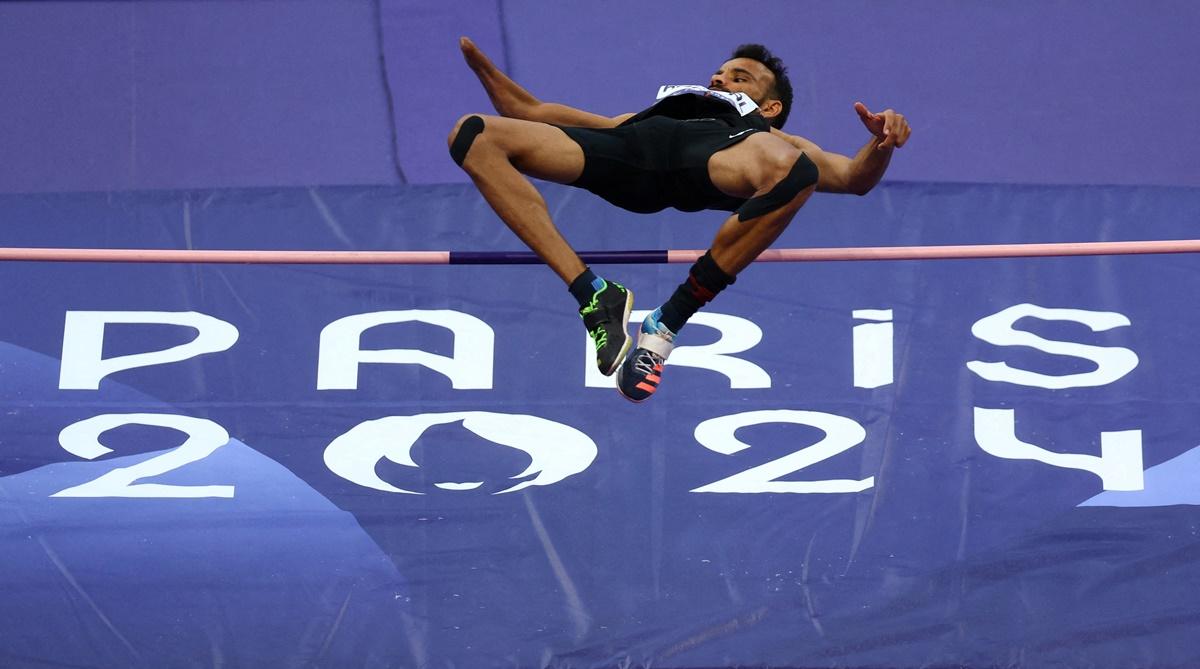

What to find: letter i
left=852, top=309, right=893, bottom=389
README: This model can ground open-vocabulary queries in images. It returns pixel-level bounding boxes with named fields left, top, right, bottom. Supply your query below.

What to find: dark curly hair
left=732, top=44, right=793, bottom=129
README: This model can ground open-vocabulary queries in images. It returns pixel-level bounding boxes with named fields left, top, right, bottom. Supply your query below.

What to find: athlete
left=449, top=37, right=910, bottom=402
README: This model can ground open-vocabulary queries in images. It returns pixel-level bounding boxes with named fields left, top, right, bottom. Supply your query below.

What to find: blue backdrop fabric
left=3, top=1, right=1199, bottom=193
left=2, top=182, right=1199, bottom=668
left=392, top=0, right=1200, bottom=187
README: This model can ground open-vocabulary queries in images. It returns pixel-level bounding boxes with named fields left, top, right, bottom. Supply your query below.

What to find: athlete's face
left=709, top=57, right=782, bottom=120
left=710, top=58, right=775, bottom=101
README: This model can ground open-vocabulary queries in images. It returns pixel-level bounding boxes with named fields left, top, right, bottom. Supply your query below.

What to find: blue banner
left=2, top=183, right=1199, bottom=668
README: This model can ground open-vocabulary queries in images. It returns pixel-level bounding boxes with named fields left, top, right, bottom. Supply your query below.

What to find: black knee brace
left=449, top=115, right=486, bottom=167
left=736, top=152, right=819, bottom=222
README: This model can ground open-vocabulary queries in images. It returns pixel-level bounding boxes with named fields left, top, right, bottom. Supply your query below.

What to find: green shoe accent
left=578, top=280, right=633, bottom=376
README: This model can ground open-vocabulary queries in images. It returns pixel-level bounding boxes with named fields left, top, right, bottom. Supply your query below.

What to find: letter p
left=59, top=311, right=239, bottom=390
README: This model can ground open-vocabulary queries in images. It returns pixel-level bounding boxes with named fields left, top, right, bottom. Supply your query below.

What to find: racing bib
left=655, top=85, right=759, bottom=117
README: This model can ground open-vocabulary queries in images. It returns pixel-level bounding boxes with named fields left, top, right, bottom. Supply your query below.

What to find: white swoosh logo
left=728, top=128, right=755, bottom=140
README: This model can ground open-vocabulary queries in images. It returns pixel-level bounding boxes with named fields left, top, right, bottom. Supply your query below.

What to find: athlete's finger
left=854, top=102, right=874, bottom=121
left=881, top=115, right=898, bottom=149
left=856, top=104, right=885, bottom=140
left=893, top=118, right=909, bottom=148
left=887, top=112, right=902, bottom=145
left=890, top=113, right=904, bottom=141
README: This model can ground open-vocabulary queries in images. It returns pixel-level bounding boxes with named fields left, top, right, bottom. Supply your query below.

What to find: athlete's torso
left=560, top=86, right=773, bottom=214
left=619, top=86, right=771, bottom=212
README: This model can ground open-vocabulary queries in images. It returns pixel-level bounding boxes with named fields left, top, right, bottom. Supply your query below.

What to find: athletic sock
left=568, top=267, right=606, bottom=308
left=657, top=251, right=736, bottom=333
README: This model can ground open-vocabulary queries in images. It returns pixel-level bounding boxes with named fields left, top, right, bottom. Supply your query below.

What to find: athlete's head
left=709, top=44, right=793, bottom=129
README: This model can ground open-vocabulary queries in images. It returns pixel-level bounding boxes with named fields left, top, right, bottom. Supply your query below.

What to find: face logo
left=324, top=412, right=598, bottom=495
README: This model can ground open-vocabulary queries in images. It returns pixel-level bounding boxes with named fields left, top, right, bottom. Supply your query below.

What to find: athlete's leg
left=617, top=133, right=815, bottom=401
left=449, top=114, right=588, bottom=283
left=657, top=133, right=816, bottom=334
left=706, top=132, right=816, bottom=273
left=449, top=114, right=633, bottom=376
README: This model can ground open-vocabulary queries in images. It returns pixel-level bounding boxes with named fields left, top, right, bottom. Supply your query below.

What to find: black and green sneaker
left=579, top=280, right=634, bottom=376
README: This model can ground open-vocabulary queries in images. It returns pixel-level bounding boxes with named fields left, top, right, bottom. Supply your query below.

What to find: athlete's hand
left=855, top=102, right=910, bottom=150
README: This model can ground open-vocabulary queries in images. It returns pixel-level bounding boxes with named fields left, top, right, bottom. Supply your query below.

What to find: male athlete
left=449, top=37, right=910, bottom=402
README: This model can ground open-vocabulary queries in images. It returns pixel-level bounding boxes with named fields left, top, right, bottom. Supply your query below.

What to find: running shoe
left=616, top=309, right=677, bottom=402
left=579, top=279, right=633, bottom=376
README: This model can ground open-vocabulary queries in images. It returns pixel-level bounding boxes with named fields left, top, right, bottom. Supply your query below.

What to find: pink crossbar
left=0, top=240, right=1198, bottom=265
left=0, top=248, right=452, bottom=264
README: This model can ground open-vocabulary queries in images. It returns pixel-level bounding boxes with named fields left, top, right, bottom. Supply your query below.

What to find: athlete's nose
left=709, top=74, right=725, bottom=91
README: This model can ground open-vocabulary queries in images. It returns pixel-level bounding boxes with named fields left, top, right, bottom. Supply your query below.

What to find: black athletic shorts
left=557, top=116, right=764, bottom=214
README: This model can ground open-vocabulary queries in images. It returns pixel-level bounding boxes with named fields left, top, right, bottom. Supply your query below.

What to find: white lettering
left=59, top=311, right=239, bottom=390
left=974, top=407, right=1143, bottom=491
left=692, top=409, right=873, bottom=493
left=317, top=310, right=494, bottom=390
left=853, top=309, right=893, bottom=389
left=54, top=413, right=233, bottom=498
left=966, top=303, right=1138, bottom=389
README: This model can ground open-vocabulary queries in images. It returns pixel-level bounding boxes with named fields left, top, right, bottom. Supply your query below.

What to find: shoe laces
left=631, top=349, right=664, bottom=376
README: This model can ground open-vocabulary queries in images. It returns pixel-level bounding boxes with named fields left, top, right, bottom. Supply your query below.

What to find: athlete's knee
left=736, top=151, right=819, bottom=222
left=448, top=114, right=487, bottom=167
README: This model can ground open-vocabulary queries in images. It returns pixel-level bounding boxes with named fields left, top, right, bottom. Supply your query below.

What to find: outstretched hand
left=855, top=102, right=910, bottom=150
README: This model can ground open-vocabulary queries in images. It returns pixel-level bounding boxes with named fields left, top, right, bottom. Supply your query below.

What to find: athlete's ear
left=759, top=98, right=783, bottom=121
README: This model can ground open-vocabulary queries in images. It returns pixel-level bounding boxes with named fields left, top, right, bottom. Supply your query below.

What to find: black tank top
left=618, top=93, right=772, bottom=212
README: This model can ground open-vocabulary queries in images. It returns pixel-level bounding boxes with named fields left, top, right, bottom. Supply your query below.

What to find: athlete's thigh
left=476, top=115, right=585, bottom=184
left=706, top=132, right=800, bottom=198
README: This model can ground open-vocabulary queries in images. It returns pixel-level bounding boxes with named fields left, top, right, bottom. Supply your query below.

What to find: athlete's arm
left=770, top=102, right=910, bottom=195
left=460, top=37, right=633, bottom=128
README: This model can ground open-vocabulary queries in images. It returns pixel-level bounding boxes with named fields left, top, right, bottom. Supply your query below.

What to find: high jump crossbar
left=0, top=239, right=1198, bottom=265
